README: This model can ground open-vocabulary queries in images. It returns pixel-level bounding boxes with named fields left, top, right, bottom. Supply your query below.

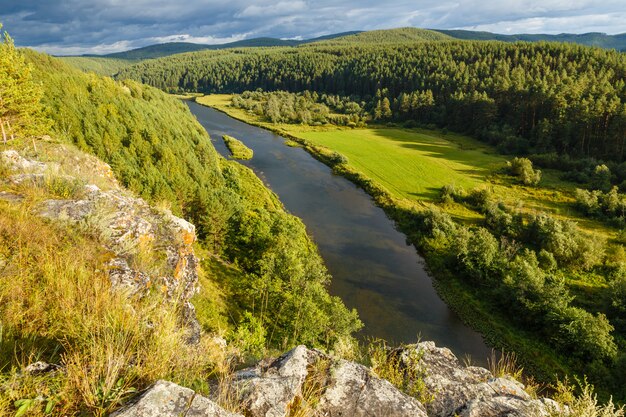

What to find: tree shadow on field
left=369, top=128, right=497, bottom=179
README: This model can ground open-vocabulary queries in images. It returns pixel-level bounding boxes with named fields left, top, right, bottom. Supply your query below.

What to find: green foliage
left=508, top=157, right=542, bottom=186
left=225, top=207, right=362, bottom=349
left=576, top=187, right=626, bottom=226
left=231, top=90, right=366, bottom=126
left=231, top=312, right=267, bottom=358
left=119, top=40, right=626, bottom=162
left=591, top=165, right=613, bottom=192
left=59, top=56, right=137, bottom=76
left=223, top=135, right=253, bottom=160
left=527, top=213, right=604, bottom=270
left=0, top=26, right=49, bottom=143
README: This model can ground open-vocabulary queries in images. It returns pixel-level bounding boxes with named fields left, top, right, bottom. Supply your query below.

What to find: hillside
left=0, top=32, right=363, bottom=414
left=116, top=39, right=626, bottom=163
left=58, top=56, right=138, bottom=75
left=318, top=27, right=452, bottom=44
left=68, top=31, right=362, bottom=62
left=60, top=27, right=625, bottom=75
left=436, top=29, right=626, bottom=50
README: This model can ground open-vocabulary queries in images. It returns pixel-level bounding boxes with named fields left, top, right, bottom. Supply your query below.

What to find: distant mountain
left=65, top=27, right=625, bottom=73
left=90, top=32, right=362, bottom=60
left=435, top=29, right=626, bottom=50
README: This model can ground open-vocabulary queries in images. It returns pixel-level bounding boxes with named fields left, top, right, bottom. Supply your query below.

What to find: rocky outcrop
left=110, top=380, right=242, bottom=417
left=399, top=341, right=561, bottom=416
left=219, top=345, right=426, bottom=417
left=114, top=343, right=563, bottom=417
left=1, top=149, right=201, bottom=342
left=1, top=149, right=47, bottom=172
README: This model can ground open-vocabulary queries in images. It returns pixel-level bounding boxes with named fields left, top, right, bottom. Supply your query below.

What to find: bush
left=507, top=157, right=541, bottom=186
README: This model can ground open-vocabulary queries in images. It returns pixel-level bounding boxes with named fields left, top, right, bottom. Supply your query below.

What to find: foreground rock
left=111, top=380, right=242, bottom=417
left=114, top=343, right=564, bottom=417
left=213, top=344, right=560, bottom=417
left=220, top=345, right=426, bottom=417
left=402, top=342, right=561, bottom=417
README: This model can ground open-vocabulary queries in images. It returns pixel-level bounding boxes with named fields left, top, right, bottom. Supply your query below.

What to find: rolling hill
left=435, top=29, right=626, bottom=50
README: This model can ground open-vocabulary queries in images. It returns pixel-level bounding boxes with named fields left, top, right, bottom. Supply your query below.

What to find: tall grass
left=0, top=203, right=220, bottom=416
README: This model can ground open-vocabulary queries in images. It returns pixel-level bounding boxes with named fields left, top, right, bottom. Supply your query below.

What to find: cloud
left=147, top=33, right=251, bottom=45
left=236, top=1, right=307, bottom=18
left=1, top=0, right=624, bottom=55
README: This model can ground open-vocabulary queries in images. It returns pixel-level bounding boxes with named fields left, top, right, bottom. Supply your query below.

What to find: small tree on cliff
left=0, top=25, right=47, bottom=144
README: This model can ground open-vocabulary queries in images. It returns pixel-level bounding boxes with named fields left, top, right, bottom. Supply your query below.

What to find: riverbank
left=193, top=95, right=573, bottom=384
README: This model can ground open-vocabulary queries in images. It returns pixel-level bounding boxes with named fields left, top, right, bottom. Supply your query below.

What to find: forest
left=118, top=40, right=626, bottom=164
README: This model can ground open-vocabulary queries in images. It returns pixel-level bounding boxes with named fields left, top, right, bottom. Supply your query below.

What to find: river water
left=187, top=101, right=492, bottom=364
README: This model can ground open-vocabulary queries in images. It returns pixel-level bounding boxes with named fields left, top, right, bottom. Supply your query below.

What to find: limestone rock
left=400, top=342, right=555, bottom=417
left=24, top=361, right=61, bottom=375
left=110, top=380, right=242, bottom=417
left=318, top=359, right=427, bottom=417
left=1, top=150, right=47, bottom=172
left=226, top=345, right=426, bottom=417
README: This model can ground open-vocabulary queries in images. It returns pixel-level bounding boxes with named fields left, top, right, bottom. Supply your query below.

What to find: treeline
left=26, top=50, right=361, bottom=350
left=118, top=41, right=626, bottom=162
left=232, top=90, right=366, bottom=126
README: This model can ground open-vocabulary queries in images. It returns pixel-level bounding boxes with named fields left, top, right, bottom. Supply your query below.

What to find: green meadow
left=198, top=94, right=619, bottom=243
left=293, top=128, right=500, bottom=201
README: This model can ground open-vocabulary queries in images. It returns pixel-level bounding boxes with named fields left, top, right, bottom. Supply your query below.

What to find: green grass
left=295, top=128, right=501, bottom=201
left=223, top=134, right=253, bottom=160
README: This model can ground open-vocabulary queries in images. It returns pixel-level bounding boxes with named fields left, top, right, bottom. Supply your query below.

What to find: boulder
left=110, top=380, right=242, bottom=417
left=400, top=342, right=556, bottom=417
left=225, top=345, right=427, bottom=417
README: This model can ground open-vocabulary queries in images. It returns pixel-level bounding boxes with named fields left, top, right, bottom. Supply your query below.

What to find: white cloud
left=147, top=33, right=250, bottom=45
left=32, top=40, right=135, bottom=56
left=458, top=12, right=626, bottom=34
left=236, top=1, right=307, bottom=18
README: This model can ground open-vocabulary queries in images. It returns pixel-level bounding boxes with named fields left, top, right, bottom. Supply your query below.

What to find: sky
left=1, top=0, right=625, bottom=55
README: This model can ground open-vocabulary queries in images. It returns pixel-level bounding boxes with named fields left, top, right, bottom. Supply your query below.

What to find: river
left=187, top=101, right=492, bottom=364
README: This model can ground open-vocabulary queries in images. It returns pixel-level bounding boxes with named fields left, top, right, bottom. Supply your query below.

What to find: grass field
left=196, top=94, right=620, bottom=242
left=293, top=128, right=501, bottom=201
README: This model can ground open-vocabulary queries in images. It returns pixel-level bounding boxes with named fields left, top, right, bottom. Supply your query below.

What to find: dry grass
left=0, top=202, right=220, bottom=416
left=488, top=350, right=523, bottom=380
left=285, top=357, right=332, bottom=417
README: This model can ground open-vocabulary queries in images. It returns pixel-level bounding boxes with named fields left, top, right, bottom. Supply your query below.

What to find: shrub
left=507, top=157, right=541, bottom=186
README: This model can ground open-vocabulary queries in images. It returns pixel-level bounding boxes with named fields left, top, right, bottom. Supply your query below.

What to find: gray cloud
left=0, top=0, right=624, bottom=55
